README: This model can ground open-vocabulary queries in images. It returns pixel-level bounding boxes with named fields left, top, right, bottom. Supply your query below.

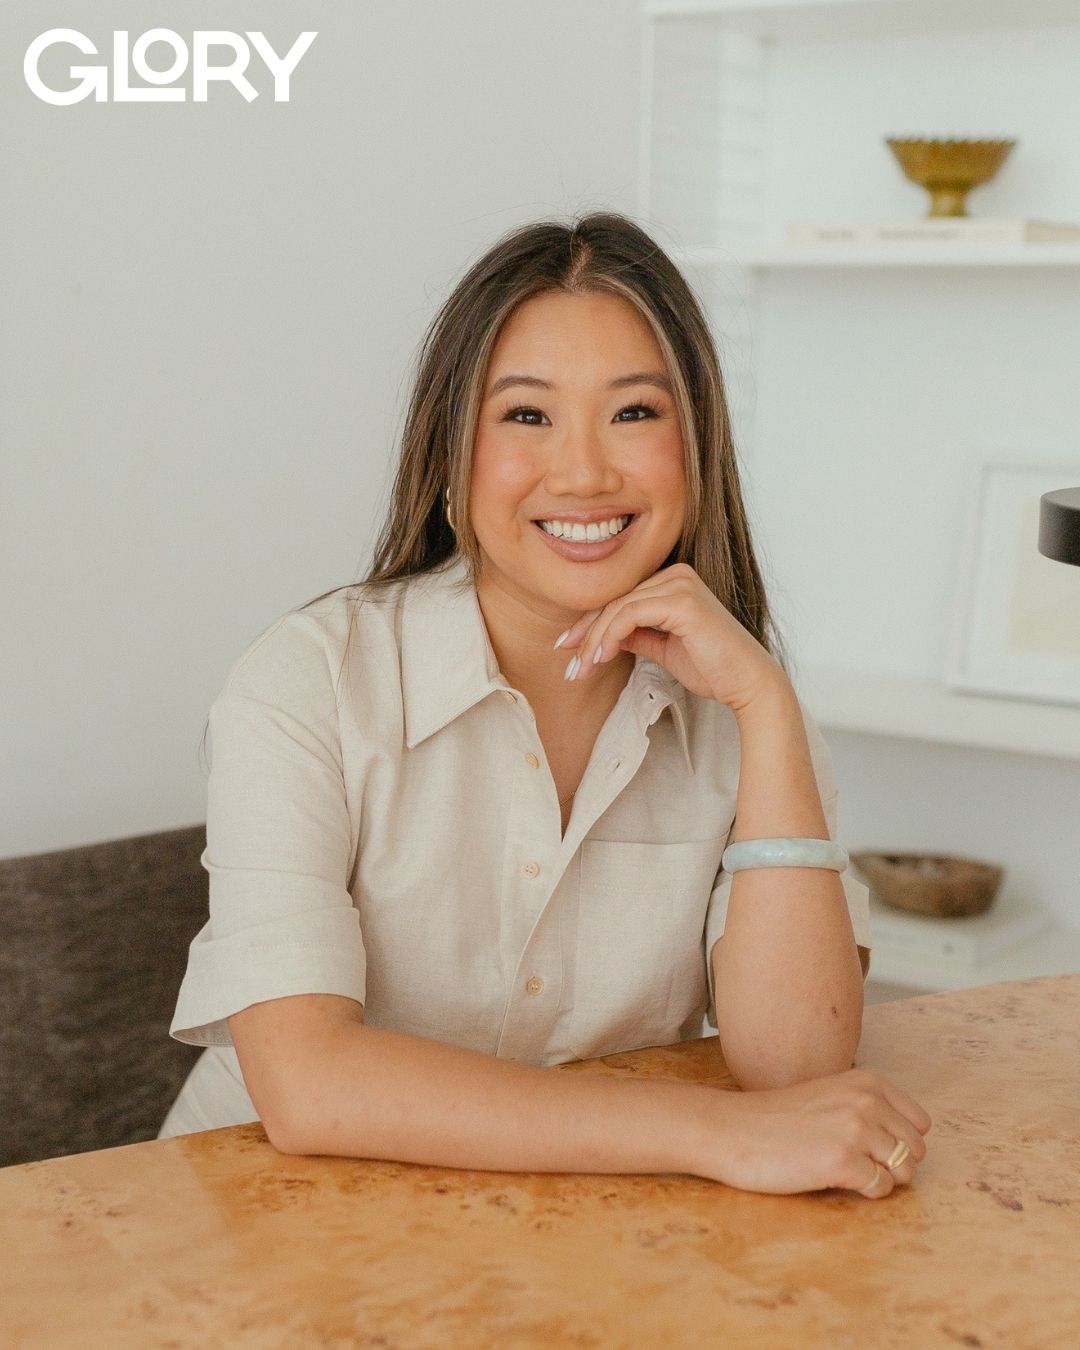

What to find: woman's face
left=469, top=290, right=686, bottom=617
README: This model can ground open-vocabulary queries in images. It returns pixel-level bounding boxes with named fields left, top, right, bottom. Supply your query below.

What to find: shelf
left=644, top=0, right=1080, bottom=765
left=791, top=664, right=1080, bottom=761
left=641, top=2, right=1080, bottom=260
left=674, top=242, right=1080, bottom=269
left=865, top=921, right=1080, bottom=993
left=643, top=0, right=1080, bottom=43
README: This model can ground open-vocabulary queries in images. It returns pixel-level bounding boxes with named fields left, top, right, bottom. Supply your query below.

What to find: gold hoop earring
left=444, top=486, right=456, bottom=534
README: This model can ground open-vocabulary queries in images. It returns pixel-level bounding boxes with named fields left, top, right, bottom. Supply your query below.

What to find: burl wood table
left=1, top=975, right=1077, bottom=1348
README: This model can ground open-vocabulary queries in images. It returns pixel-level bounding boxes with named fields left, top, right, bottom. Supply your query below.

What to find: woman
left=160, top=212, right=931, bottom=1200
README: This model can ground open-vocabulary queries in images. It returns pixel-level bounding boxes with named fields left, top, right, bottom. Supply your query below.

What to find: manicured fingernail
left=592, top=645, right=602, bottom=664
left=553, top=628, right=571, bottom=650
left=564, top=654, right=580, bottom=680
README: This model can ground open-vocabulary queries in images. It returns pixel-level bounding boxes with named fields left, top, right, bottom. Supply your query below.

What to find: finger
left=588, top=591, right=680, bottom=663
left=553, top=572, right=685, bottom=652
left=875, top=1079, right=933, bottom=1135
left=553, top=609, right=602, bottom=650
left=573, top=592, right=679, bottom=679
left=870, top=1119, right=922, bottom=1180
left=880, top=1105, right=928, bottom=1164
left=853, top=1157, right=895, bottom=1200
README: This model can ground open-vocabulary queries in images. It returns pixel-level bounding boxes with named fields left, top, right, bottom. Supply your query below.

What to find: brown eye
left=503, top=401, right=662, bottom=425
left=503, top=405, right=546, bottom=425
left=615, top=401, right=662, bottom=421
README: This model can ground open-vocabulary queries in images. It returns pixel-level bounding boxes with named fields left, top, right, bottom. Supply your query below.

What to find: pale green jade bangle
left=722, top=837, right=850, bottom=874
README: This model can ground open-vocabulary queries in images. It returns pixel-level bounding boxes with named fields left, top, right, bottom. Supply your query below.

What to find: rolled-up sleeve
left=703, top=698, right=872, bottom=1031
left=171, top=619, right=367, bottom=1047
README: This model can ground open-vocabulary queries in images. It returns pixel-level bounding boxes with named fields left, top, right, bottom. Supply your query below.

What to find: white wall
left=1, top=0, right=643, bottom=856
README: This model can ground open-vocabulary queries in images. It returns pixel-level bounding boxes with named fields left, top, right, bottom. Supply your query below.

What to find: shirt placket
left=492, top=676, right=670, bottom=1062
left=488, top=686, right=569, bottom=1059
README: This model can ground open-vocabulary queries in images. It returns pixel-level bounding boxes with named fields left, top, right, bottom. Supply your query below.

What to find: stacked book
left=785, top=218, right=1080, bottom=245
left=864, top=885, right=1053, bottom=980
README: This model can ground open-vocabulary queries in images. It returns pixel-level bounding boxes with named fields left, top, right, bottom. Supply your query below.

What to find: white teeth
left=540, top=515, right=630, bottom=540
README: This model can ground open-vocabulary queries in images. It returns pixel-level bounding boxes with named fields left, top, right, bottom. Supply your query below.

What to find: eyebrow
left=486, top=371, right=673, bottom=400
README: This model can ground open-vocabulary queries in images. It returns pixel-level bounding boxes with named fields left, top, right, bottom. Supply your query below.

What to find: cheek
left=656, top=430, right=687, bottom=489
left=471, top=436, right=539, bottom=508
left=625, top=435, right=686, bottom=497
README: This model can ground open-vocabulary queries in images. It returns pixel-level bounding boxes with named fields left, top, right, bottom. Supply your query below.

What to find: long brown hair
left=199, top=211, right=790, bottom=767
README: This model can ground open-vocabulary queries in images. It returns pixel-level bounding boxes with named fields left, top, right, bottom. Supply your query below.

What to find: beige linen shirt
left=160, top=550, right=871, bottom=1137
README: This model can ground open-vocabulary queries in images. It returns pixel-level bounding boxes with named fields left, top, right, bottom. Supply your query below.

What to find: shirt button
left=524, top=752, right=539, bottom=769
left=526, top=975, right=544, bottom=995
left=521, top=860, right=540, bottom=878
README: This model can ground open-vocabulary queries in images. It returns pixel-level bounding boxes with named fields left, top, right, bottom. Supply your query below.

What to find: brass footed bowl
left=850, top=850, right=1003, bottom=919
left=885, top=136, right=1017, bottom=218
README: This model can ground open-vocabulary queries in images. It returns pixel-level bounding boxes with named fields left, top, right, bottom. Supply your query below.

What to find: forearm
left=713, top=676, right=863, bottom=1090
left=275, top=1020, right=719, bottom=1177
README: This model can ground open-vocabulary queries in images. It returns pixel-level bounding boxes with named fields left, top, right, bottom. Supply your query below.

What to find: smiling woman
left=157, top=212, right=926, bottom=1204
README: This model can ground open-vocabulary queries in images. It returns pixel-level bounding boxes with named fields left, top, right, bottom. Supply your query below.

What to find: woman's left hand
left=556, top=562, right=787, bottom=714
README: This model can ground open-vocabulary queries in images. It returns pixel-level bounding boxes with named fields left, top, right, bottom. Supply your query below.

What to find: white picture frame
left=944, top=460, right=1080, bottom=708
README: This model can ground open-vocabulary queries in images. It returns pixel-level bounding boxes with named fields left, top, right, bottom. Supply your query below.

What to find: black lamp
left=1038, top=487, right=1080, bottom=568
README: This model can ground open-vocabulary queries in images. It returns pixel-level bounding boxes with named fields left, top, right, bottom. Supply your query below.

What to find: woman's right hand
left=695, top=1066, right=933, bottom=1198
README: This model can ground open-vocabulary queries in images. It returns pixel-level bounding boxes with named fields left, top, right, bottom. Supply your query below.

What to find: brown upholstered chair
left=0, top=823, right=207, bottom=1167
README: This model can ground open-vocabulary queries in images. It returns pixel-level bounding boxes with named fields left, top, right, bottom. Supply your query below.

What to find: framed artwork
left=944, top=460, right=1080, bottom=708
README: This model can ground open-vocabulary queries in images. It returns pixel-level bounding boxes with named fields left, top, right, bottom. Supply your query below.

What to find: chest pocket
left=566, top=835, right=726, bottom=1060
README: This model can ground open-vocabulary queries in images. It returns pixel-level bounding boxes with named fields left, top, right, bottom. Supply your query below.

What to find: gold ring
left=886, top=1141, right=911, bottom=1171
left=857, top=1162, right=888, bottom=1198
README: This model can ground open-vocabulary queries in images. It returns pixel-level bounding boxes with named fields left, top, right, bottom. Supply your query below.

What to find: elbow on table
left=265, top=1128, right=335, bottom=1159
left=715, top=945, right=870, bottom=1092
left=258, top=1073, right=352, bottom=1158
left=722, top=1004, right=864, bottom=1092
left=261, top=1087, right=353, bottom=1158
left=262, top=1110, right=313, bottom=1157
left=728, top=1050, right=859, bottom=1093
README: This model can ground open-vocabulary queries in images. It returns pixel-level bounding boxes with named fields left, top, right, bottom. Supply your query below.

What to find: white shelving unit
left=639, top=0, right=1080, bottom=273
left=676, top=241, right=1080, bottom=269
left=642, top=0, right=1080, bottom=44
left=791, top=664, right=1080, bottom=761
left=863, top=921, right=1080, bottom=997
left=639, top=0, right=1080, bottom=993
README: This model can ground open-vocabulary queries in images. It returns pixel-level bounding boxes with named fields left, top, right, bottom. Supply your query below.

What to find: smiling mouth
left=531, top=514, right=638, bottom=541
left=529, top=514, right=642, bottom=560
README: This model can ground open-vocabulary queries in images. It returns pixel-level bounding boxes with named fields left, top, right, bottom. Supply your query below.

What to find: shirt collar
left=400, top=551, right=694, bottom=774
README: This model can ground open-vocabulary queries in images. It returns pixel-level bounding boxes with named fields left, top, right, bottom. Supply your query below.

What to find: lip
left=532, top=513, right=639, bottom=561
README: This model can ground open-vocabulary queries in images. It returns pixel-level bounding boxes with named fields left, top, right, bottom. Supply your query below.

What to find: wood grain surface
left=1, top=974, right=1077, bottom=1348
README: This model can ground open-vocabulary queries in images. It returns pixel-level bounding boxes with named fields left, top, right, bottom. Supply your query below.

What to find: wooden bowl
left=850, top=851, right=1003, bottom=919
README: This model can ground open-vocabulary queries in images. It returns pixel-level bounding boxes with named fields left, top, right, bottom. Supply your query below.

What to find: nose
left=545, top=419, right=622, bottom=494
